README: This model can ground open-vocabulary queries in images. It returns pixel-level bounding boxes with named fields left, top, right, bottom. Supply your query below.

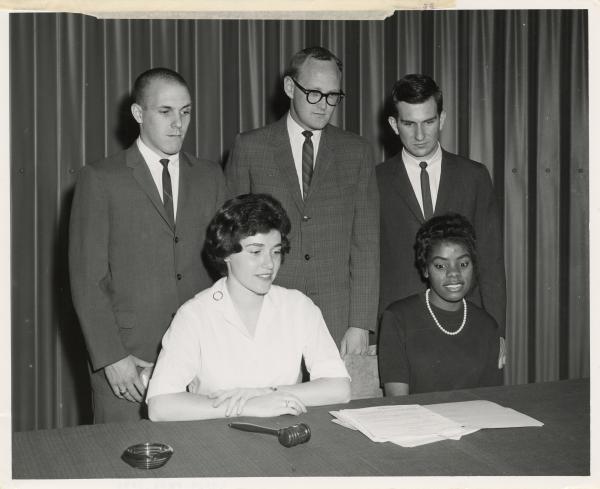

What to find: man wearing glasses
left=225, top=46, right=379, bottom=355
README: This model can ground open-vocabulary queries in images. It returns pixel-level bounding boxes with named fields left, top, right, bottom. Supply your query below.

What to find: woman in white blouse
left=146, top=193, right=350, bottom=421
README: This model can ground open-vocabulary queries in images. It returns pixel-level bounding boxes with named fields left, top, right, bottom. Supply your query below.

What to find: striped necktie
left=159, top=158, right=175, bottom=225
left=301, top=130, right=314, bottom=199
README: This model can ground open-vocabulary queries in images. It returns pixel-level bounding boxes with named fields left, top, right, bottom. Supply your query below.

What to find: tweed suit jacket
left=69, top=144, right=228, bottom=372
left=377, top=149, right=506, bottom=336
left=225, top=116, right=380, bottom=345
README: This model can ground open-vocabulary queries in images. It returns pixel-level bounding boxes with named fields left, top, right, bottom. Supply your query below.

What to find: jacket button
left=304, top=254, right=310, bottom=261
left=302, top=215, right=310, bottom=222
left=174, top=236, right=180, bottom=243
left=176, top=273, right=183, bottom=280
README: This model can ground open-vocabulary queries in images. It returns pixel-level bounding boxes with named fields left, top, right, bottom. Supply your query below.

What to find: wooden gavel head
left=277, top=423, right=311, bottom=447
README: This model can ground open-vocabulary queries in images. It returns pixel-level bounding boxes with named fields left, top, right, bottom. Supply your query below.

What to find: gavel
left=228, top=422, right=311, bottom=447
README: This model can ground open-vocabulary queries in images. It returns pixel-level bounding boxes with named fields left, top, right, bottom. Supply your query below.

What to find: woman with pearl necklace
left=378, top=213, right=503, bottom=396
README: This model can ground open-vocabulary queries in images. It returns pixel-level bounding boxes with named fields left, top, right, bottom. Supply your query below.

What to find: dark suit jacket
left=69, top=144, right=228, bottom=372
left=225, top=116, right=380, bottom=345
left=377, top=149, right=506, bottom=336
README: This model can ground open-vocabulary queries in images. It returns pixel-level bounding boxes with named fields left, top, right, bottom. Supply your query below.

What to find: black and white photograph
left=4, top=3, right=594, bottom=487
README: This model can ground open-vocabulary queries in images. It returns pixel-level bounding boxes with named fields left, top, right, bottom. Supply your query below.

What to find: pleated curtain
left=10, top=10, right=588, bottom=430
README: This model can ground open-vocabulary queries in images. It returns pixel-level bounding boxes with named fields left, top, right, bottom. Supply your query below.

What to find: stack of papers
left=330, top=404, right=476, bottom=447
left=330, top=400, right=543, bottom=448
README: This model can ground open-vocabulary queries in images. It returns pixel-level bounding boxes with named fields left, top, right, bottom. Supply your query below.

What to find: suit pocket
left=313, top=183, right=354, bottom=209
left=251, top=166, right=286, bottom=188
left=115, top=311, right=136, bottom=329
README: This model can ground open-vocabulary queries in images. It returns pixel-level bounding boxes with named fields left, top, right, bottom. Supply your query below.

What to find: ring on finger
left=119, top=389, right=127, bottom=395
left=285, top=400, right=290, bottom=407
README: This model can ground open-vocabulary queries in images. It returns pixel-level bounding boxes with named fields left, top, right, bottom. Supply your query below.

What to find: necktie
left=301, top=130, right=314, bottom=199
left=419, top=161, right=433, bottom=220
left=159, top=158, right=175, bottom=225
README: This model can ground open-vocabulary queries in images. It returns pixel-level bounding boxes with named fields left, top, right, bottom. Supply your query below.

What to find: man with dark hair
left=69, top=67, right=228, bottom=422
left=225, top=47, right=379, bottom=355
left=377, top=73, right=506, bottom=367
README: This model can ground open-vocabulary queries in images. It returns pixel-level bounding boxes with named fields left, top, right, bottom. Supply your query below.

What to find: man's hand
left=104, top=355, right=154, bottom=402
left=139, top=366, right=154, bottom=389
left=498, top=337, right=506, bottom=369
left=340, top=327, right=369, bottom=356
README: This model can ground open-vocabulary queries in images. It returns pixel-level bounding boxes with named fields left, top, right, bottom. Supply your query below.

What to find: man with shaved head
left=69, top=68, right=227, bottom=422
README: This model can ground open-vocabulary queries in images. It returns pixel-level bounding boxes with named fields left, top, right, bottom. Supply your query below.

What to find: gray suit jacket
left=377, top=149, right=506, bottom=336
left=69, top=144, right=228, bottom=371
left=225, top=116, right=380, bottom=345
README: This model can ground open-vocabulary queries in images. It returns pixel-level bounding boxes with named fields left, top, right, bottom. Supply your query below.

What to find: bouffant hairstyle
left=414, top=213, right=478, bottom=281
left=203, top=193, right=291, bottom=276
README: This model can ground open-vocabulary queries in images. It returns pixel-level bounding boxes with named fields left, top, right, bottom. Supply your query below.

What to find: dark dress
left=378, top=293, right=502, bottom=394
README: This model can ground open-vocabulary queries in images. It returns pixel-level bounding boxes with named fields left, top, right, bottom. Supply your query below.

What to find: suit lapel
left=434, top=150, right=460, bottom=216
left=389, top=153, right=425, bottom=223
left=175, top=152, right=194, bottom=231
left=305, top=125, right=334, bottom=202
left=126, top=144, right=175, bottom=233
left=272, top=118, right=304, bottom=214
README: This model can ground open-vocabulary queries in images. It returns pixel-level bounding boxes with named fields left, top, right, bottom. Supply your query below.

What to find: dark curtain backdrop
left=10, top=10, right=589, bottom=431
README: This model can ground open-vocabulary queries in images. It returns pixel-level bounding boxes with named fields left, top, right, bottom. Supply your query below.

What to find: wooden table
left=12, top=378, right=589, bottom=478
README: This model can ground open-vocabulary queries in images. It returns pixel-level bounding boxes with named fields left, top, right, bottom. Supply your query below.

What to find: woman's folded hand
left=208, top=388, right=306, bottom=417
left=209, top=387, right=273, bottom=417
left=241, top=391, right=307, bottom=418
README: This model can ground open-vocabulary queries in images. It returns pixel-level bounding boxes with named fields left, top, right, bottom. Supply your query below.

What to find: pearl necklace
left=425, top=288, right=467, bottom=336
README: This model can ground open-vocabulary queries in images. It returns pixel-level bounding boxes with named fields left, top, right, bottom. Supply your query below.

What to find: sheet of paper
left=331, top=417, right=358, bottom=430
left=423, top=400, right=544, bottom=429
left=391, top=433, right=458, bottom=447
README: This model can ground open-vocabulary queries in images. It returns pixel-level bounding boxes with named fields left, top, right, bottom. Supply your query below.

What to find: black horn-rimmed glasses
left=290, top=78, right=345, bottom=106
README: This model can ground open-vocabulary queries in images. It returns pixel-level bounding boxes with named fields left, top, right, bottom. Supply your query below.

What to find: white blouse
left=146, top=277, right=349, bottom=399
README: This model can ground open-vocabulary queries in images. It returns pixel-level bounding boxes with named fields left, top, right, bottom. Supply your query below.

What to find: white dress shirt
left=146, top=277, right=349, bottom=399
left=286, top=113, right=323, bottom=198
left=137, top=138, right=180, bottom=220
left=402, top=143, right=442, bottom=215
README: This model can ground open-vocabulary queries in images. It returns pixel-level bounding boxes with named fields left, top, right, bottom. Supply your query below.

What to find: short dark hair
left=284, top=46, right=343, bottom=79
left=414, top=213, right=478, bottom=281
left=390, top=73, right=443, bottom=117
left=203, top=193, right=292, bottom=276
left=132, top=67, right=189, bottom=106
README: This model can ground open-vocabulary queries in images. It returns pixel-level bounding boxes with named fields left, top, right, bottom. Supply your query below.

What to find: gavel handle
left=228, top=422, right=280, bottom=436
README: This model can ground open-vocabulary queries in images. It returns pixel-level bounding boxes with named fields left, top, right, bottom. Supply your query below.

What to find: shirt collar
left=136, top=137, right=180, bottom=166
left=402, top=142, right=442, bottom=169
left=286, top=112, right=323, bottom=138
left=210, top=276, right=276, bottom=335
left=210, top=277, right=276, bottom=309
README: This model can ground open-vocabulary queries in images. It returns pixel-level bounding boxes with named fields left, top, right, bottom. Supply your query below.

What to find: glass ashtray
left=122, top=442, right=174, bottom=469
